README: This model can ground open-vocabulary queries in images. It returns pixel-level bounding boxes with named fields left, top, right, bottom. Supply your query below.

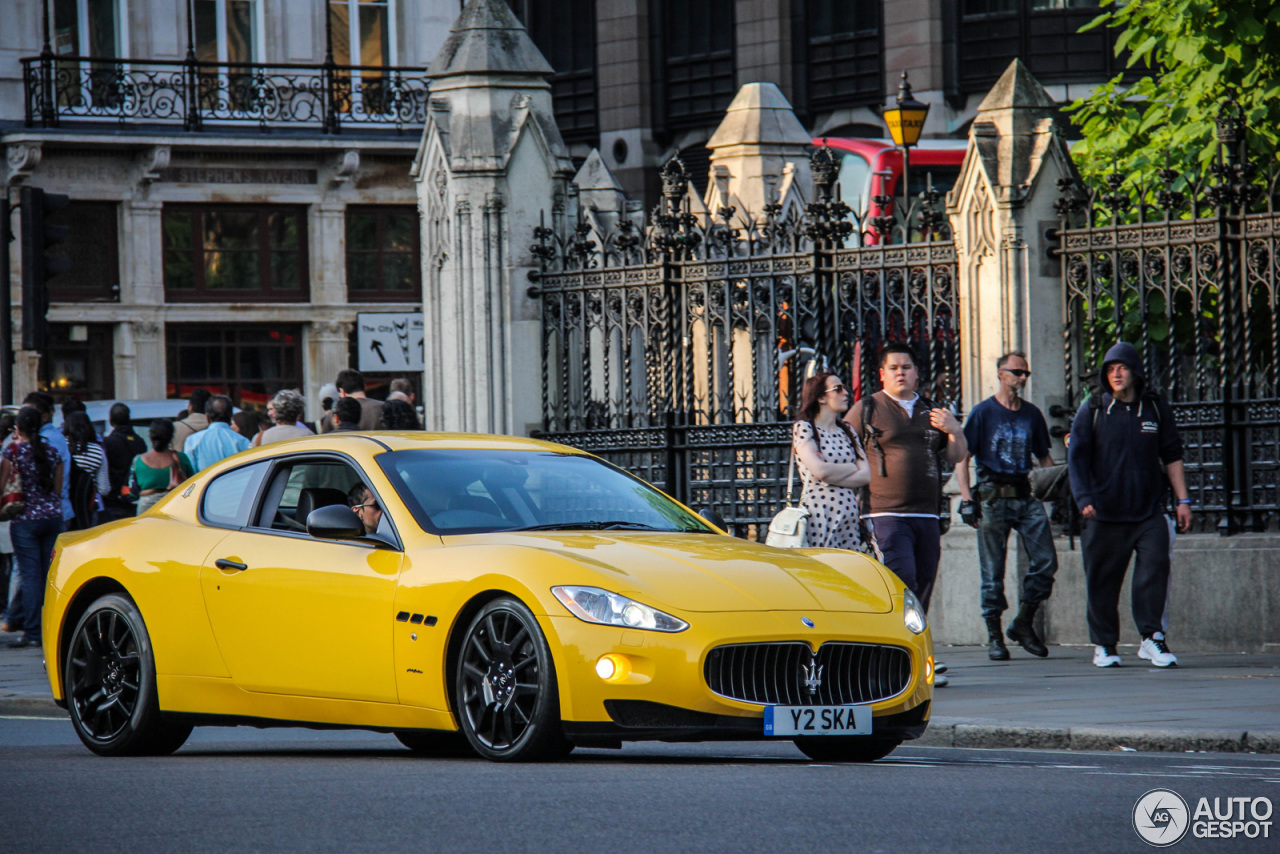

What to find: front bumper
left=543, top=607, right=933, bottom=741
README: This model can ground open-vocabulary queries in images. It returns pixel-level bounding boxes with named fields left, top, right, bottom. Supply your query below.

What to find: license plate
left=764, top=705, right=872, bottom=736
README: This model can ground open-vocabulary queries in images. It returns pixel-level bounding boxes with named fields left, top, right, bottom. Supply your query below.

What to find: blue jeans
left=10, top=517, right=65, bottom=643
left=977, top=496, right=1059, bottom=619
left=871, top=516, right=941, bottom=612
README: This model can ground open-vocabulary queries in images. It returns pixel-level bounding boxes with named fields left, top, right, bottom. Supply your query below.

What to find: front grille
left=704, top=642, right=912, bottom=706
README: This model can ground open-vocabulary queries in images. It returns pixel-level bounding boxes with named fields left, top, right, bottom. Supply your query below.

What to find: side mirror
left=306, top=504, right=365, bottom=540
left=698, top=507, right=728, bottom=532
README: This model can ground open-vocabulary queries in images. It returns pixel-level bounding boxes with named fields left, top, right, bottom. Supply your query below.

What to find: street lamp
left=881, top=71, right=931, bottom=238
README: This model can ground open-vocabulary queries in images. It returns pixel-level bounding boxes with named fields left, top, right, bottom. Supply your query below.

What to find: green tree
left=1067, top=0, right=1280, bottom=184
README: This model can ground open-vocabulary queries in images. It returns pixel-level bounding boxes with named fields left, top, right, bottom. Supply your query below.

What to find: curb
left=922, top=718, right=1280, bottom=754
left=0, top=697, right=64, bottom=718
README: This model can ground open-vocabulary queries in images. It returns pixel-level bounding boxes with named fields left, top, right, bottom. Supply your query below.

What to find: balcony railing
left=22, top=54, right=430, bottom=134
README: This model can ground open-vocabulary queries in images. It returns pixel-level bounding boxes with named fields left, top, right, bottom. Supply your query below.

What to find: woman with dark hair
left=377, top=399, right=421, bottom=430
left=131, top=418, right=195, bottom=514
left=63, top=411, right=110, bottom=530
left=1, top=407, right=65, bottom=648
left=792, top=372, right=871, bottom=551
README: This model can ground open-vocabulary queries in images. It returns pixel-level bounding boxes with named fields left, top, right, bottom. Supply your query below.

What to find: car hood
left=471, top=532, right=894, bottom=614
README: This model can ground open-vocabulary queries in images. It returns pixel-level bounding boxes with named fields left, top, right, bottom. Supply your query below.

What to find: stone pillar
left=306, top=320, right=352, bottom=420
left=704, top=82, right=812, bottom=221
left=412, top=0, right=574, bottom=435
left=932, top=59, right=1078, bottom=646
left=947, top=59, right=1075, bottom=436
left=121, top=199, right=167, bottom=398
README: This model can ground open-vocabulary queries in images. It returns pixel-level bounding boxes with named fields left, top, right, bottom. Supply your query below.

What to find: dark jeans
left=1080, top=514, right=1170, bottom=645
left=10, top=516, right=65, bottom=644
left=871, top=516, right=941, bottom=612
left=977, top=496, right=1059, bottom=619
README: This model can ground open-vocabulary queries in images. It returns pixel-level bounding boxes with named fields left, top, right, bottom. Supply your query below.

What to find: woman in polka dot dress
left=793, top=372, right=870, bottom=551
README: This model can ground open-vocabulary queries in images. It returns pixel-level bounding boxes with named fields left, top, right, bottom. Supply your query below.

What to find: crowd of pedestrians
left=0, top=372, right=422, bottom=650
left=790, top=341, right=1191, bottom=680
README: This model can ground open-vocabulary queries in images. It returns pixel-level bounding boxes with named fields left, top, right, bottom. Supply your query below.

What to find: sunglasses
left=1002, top=369, right=1031, bottom=378
left=824, top=383, right=847, bottom=396
left=352, top=501, right=379, bottom=512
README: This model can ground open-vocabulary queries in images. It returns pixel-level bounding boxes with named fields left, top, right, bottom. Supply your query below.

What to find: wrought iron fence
left=1056, top=100, right=1280, bottom=533
left=22, top=54, right=429, bottom=134
left=531, top=149, right=960, bottom=538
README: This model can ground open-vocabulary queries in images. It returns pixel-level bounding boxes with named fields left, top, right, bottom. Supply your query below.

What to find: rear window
left=200, top=462, right=269, bottom=528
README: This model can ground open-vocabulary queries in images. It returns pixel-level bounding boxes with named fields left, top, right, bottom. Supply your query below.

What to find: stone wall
left=931, top=530, right=1280, bottom=653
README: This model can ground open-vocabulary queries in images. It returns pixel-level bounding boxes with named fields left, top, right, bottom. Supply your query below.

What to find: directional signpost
left=357, top=312, right=424, bottom=373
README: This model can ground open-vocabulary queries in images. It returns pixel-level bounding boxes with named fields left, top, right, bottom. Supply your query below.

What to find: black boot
left=985, top=617, right=1010, bottom=661
left=1006, top=601, right=1048, bottom=657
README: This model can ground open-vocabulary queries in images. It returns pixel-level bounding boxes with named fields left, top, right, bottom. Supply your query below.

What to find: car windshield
left=377, top=449, right=714, bottom=536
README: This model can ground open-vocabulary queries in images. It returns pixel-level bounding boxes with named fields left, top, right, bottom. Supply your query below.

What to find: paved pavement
left=4, top=627, right=1278, bottom=754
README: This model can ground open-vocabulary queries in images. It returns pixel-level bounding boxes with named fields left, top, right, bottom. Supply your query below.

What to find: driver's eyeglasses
left=352, top=502, right=378, bottom=512
left=824, top=384, right=847, bottom=396
left=1002, top=369, right=1031, bottom=378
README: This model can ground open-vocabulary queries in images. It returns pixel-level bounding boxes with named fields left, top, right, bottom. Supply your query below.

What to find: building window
left=346, top=206, right=421, bottom=302
left=511, top=0, right=599, bottom=141
left=328, top=0, right=396, bottom=115
left=653, top=0, right=736, bottom=130
left=195, top=0, right=263, bottom=64
left=166, top=324, right=303, bottom=410
left=329, top=0, right=394, bottom=66
left=796, top=0, right=882, bottom=114
left=48, top=201, right=119, bottom=303
left=163, top=205, right=309, bottom=302
left=40, top=324, right=115, bottom=403
left=54, top=0, right=125, bottom=57
left=956, top=0, right=1121, bottom=94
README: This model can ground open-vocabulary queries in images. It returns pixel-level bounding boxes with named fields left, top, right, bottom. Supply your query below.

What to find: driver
left=347, top=483, right=383, bottom=535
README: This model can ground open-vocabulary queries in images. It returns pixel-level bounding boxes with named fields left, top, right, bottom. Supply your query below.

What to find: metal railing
left=530, top=148, right=960, bottom=538
left=22, top=53, right=430, bottom=134
left=1056, top=100, right=1280, bottom=533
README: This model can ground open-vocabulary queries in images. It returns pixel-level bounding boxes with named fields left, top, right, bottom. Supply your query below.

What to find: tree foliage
left=1067, top=0, right=1280, bottom=184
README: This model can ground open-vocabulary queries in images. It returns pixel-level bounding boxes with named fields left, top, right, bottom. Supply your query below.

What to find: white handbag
left=766, top=444, right=809, bottom=548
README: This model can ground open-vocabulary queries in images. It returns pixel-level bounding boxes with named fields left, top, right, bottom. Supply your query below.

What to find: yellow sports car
left=43, top=433, right=934, bottom=762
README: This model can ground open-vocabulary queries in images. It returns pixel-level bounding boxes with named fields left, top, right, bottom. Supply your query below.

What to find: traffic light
left=19, top=186, right=71, bottom=351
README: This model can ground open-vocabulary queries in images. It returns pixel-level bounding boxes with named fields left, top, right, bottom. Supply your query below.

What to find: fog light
left=925, top=654, right=935, bottom=685
left=595, top=653, right=632, bottom=682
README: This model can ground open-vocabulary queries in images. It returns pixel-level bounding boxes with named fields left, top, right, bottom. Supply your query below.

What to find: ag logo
left=1133, top=788, right=1190, bottom=847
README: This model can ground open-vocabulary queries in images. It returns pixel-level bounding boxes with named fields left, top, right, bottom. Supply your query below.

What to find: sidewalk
left=4, top=629, right=1279, bottom=753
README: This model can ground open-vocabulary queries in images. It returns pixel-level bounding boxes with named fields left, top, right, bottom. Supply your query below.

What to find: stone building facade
left=1, top=0, right=457, bottom=414
left=2, top=0, right=1124, bottom=413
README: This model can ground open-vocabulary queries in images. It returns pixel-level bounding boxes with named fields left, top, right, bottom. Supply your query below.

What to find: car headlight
left=552, top=586, right=689, bottom=632
left=903, top=589, right=927, bottom=634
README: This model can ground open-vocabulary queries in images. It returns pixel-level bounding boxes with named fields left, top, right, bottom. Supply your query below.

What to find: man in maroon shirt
left=846, top=344, right=967, bottom=669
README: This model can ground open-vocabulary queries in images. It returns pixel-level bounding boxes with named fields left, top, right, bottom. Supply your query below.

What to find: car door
left=198, top=455, right=402, bottom=703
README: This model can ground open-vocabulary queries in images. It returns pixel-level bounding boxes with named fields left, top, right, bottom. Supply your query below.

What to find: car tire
left=394, top=729, right=475, bottom=758
left=454, top=597, right=569, bottom=762
left=793, top=736, right=902, bottom=763
left=64, top=593, right=192, bottom=757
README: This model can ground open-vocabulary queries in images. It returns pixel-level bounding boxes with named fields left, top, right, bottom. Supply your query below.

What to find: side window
left=256, top=460, right=364, bottom=532
left=201, top=462, right=270, bottom=528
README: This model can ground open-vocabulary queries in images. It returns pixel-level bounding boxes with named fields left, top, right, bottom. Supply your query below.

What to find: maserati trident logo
left=802, top=661, right=824, bottom=695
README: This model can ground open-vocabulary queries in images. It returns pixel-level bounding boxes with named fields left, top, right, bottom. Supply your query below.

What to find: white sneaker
left=935, top=661, right=948, bottom=675
left=1093, top=645, right=1122, bottom=667
left=1139, top=632, right=1179, bottom=667
left=934, top=672, right=950, bottom=687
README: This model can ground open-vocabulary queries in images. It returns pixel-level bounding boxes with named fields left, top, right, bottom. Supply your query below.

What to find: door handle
left=215, top=558, right=248, bottom=571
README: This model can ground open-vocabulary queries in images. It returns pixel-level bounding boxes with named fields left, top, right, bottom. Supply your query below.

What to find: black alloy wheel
left=794, top=736, right=902, bottom=763
left=64, top=593, right=192, bottom=757
left=455, top=597, right=569, bottom=762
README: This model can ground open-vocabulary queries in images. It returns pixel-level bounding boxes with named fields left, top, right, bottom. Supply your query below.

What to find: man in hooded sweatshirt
left=1067, top=342, right=1193, bottom=669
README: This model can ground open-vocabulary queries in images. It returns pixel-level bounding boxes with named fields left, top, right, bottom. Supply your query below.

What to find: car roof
left=298, top=432, right=581, bottom=454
